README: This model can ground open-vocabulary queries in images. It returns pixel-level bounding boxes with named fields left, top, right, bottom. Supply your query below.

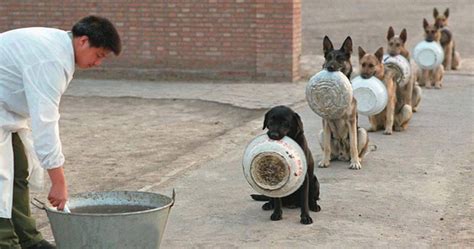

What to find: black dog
left=251, top=106, right=320, bottom=224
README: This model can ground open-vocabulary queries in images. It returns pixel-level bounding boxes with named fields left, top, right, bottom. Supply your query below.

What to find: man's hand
left=47, top=167, right=68, bottom=210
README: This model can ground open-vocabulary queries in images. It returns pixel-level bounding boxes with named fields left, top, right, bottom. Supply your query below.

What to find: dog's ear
left=444, top=8, right=449, bottom=18
left=341, top=36, right=353, bottom=55
left=423, top=18, right=429, bottom=29
left=358, top=46, right=366, bottom=60
left=433, top=8, right=439, bottom=18
left=293, top=112, right=304, bottom=137
left=387, top=26, right=395, bottom=41
left=323, top=36, right=334, bottom=57
left=263, top=110, right=270, bottom=130
left=400, top=28, right=407, bottom=44
left=375, top=47, right=384, bottom=62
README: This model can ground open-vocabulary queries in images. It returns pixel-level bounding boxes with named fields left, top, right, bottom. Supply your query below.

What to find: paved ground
left=30, top=1, right=473, bottom=248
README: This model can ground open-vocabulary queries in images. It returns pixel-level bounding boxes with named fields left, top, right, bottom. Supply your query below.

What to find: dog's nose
left=326, top=66, right=336, bottom=72
left=426, top=38, right=433, bottom=42
left=267, top=131, right=282, bottom=140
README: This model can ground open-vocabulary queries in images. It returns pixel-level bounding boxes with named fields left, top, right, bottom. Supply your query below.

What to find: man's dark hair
left=72, top=15, right=121, bottom=55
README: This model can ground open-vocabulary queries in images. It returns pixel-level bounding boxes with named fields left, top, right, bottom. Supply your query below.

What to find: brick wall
left=0, top=0, right=301, bottom=82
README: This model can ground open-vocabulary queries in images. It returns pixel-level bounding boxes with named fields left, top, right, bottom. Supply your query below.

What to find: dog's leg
left=443, top=43, right=453, bottom=71
left=270, top=198, right=282, bottom=221
left=412, top=85, right=422, bottom=112
left=357, top=128, right=369, bottom=160
left=434, top=65, right=444, bottom=89
left=452, top=47, right=461, bottom=70
left=347, top=117, right=362, bottom=170
left=368, top=115, right=379, bottom=132
left=422, top=69, right=431, bottom=88
left=383, top=95, right=397, bottom=135
left=309, top=175, right=321, bottom=212
left=416, top=69, right=424, bottom=87
left=262, top=200, right=274, bottom=210
left=318, top=120, right=332, bottom=168
left=394, top=105, right=412, bottom=131
left=299, top=175, right=313, bottom=224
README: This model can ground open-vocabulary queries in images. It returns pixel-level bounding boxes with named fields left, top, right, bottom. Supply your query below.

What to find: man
left=0, top=16, right=121, bottom=249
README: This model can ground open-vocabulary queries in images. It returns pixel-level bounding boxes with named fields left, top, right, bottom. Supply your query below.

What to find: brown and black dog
left=318, top=36, right=369, bottom=170
left=418, top=19, right=444, bottom=89
left=251, top=106, right=320, bottom=224
left=358, top=46, right=413, bottom=134
left=386, top=26, right=422, bottom=113
left=433, top=8, right=461, bottom=70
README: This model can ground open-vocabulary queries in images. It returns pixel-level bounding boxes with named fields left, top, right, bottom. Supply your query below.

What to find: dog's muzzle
left=267, top=131, right=283, bottom=140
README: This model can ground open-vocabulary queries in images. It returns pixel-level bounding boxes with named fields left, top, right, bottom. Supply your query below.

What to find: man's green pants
left=0, top=133, right=43, bottom=248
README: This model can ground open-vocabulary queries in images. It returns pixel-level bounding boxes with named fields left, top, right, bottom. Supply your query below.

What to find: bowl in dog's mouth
left=412, top=41, right=444, bottom=70
left=382, top=54, right=412, bottom=86
left=250, top=152, right=290, bottom=190
left=351, top=76, right=388, bottom=116
left=306, top=69, right=353, bottom=119
left=242, top=134, right=307, bottom=198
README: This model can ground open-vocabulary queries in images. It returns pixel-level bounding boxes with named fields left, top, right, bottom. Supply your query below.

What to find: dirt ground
left=29, top=0, right=473, bottom=248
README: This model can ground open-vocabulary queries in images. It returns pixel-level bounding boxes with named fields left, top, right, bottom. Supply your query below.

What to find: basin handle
left=31, top=198, right=46, bottom=210
left=171, top=188, right=176, bottom=207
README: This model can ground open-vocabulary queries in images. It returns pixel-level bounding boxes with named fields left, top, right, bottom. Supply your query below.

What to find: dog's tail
left=364, top=144, right=378, bottom=157
left=250, top=194, right=270, bottom=202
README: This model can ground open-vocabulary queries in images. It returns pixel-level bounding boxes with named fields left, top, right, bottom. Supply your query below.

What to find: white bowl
left=242, top=134, right=307, bottom=198
left=306, top=69, right=353, bottom=119
left=413, top=40, right=444, bottom=70
left=351, top=76, right=388, bottom=116
left=382, top=54, right=411, bottom=86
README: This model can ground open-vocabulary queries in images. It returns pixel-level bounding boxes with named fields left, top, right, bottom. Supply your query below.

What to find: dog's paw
left=318, top=160, right=330, bottom=168
left=394, top=126, right=403, bottom=132
left=262, top=202, right=274, bottom=210
left=383, top=129, right=392, bottom=135
left=349, top=161, right=362, bottom=170
left=270, top=210, right=282, bottom=221
left=425, top=85, right=432, bottom=89
left=435, top=85, right=442, bottom=89
left=310, top=203, right=321, bottom=212
left=300, top=214, right=313, bottom=225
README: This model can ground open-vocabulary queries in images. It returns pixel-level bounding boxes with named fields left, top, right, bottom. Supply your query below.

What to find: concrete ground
left=30, top=0, right=473, bottom=248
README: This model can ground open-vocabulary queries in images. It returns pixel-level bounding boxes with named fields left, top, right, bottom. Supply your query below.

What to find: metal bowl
left=306, top=69, right=353, bottom=119
left=242, top=134, right=307, bottom=198
left=383, top=54, right=411, bottom=86
left=413, top=40, right=444, bottom=70
left=351, top=76, right=388, bottom=116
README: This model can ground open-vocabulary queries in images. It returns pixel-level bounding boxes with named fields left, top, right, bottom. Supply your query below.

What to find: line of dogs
left=251, top=8, right=460, bottom=225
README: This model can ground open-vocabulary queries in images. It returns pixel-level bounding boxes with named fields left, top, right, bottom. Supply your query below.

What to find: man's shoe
left=25, top=240, right=56, bottom=249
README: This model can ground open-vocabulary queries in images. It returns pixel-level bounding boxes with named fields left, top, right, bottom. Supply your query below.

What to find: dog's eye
left=369, top=64, right=374, bottom=68
left=336, top=55, right=344, bottom=60
left=389, top=42, right=394, bottom=46
left=362, top=63, right=366, bottom=67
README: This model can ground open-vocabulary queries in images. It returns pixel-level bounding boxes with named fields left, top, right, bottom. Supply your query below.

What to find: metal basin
left=34, top=191, right=175, bottom=249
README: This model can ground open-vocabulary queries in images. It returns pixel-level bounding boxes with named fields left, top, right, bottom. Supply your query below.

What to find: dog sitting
left=318, top=36, right=369, bottom=170
left=358, top=46, right=413, bottom=134
left=250, top=105, right=320, bottom=225
left=433, top=7, right=461, bottom=70
left=418, top=19, right=444, bottom=89
left=386, top=26, right=422, bottom=113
